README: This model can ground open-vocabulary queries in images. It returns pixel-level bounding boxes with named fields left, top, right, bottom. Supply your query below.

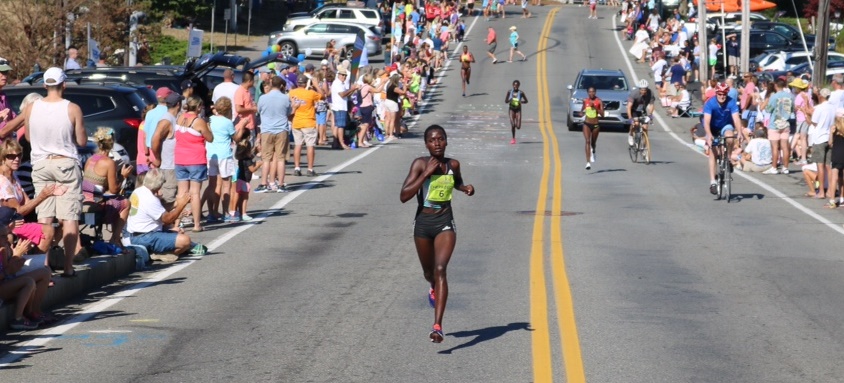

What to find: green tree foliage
left=148, top=0, right=211, bottom=26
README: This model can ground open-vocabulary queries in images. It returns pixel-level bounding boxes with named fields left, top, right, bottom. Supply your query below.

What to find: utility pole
left=698, top=0, right=708, bottom=90
left=814, top=0, right=831, bottom=89
left=740, top=0, right=750, bottom=74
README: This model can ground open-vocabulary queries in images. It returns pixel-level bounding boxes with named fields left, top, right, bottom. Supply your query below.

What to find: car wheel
left=279, top=41, right=298, bottom=57
left=567, top=116, right=577, bottom=131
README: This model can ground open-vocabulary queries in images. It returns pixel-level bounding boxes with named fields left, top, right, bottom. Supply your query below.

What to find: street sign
left=224, top=8, right=231, bottom=21
left=188, top=29, right=204, bottom=58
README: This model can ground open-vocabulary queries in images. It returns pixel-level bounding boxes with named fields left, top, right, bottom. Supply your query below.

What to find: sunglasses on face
left=5, top=153, right=20, bottom=160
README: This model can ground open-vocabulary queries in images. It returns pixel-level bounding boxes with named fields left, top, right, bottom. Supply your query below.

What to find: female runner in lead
left=400, top=125, right=475, bottom=343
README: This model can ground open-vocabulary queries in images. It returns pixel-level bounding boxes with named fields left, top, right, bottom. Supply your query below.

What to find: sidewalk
left=0, top=242, right=137, bottom=331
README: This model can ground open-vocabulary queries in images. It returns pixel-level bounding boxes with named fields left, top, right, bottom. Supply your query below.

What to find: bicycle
left=713, top=136, right=735, bottom=202
left=628, top=115, right=651, bottom=164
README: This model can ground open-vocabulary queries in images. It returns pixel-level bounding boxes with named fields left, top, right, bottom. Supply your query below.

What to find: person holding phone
left=82, top=127, right=133, bottom=248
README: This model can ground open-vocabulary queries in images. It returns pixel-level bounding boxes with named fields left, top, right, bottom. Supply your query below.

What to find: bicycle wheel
left=716, top=156, right=725, bottom=200
left=629, top=132, right=639, bottom=163
left=641, top=131, right=651, bottom=164
left=725, top=161, right=732, bottom=203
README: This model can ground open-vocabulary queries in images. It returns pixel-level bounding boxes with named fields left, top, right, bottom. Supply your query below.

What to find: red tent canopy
left=692, top=0, right=778, bottom=12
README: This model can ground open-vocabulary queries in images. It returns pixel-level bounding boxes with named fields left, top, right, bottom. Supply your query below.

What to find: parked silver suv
left=284, top=4, right=382, bottom=34
left=269, top=22, right=382, bottom=60
left=566, top=69, right=631, bottom=131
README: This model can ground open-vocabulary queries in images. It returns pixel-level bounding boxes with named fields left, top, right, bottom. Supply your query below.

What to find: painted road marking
left=530, top=9, right=556, bottom=381
left=531, top=7, right=586, bottom=383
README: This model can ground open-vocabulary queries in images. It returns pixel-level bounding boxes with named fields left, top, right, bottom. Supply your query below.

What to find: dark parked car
left=21, top=52, right=297, bottom=113
left=5, top=84, right=148, bottom=160
left=765, top=60, right=844, bottom=83
left=714, top=31, right=799, bottom=74
left=749, top=21, right=836, bottom=51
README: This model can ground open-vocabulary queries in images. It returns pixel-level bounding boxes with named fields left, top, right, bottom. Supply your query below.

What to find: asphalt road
left=4, top=5, right=844, bottom=383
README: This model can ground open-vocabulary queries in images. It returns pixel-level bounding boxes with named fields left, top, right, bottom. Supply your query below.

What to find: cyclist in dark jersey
left=627, top=79, right=655, bottom=146
left=400, top=125, right=475, bottom=343
left=703, top=82, right=742, bottom=194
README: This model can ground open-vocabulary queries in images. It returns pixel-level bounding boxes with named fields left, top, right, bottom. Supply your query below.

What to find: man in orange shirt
left=234, top=71, right=258, bottom=143
left=288, top=75, right=323, bottom=177
left=486, top=26, right=498, bottom=64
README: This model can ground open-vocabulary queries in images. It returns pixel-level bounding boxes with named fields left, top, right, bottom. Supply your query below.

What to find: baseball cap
left=820, top=88, right=831, bottom=98
left=305, top=63, right=315, bottom=71
left=164, top=92, right=183, bottom=107
left=320, top=59, right=329, bottom=66
left=0, top=206, right=22, bottom=226
left=43, top=67, right=66, bottom=85
left=180, top=79, right=195, bottom=91
left=155, top=87, right=173, bottom=99
left=0, top=57, right=11, bottom=72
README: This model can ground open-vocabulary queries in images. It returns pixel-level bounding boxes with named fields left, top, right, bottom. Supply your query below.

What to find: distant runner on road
left=505, top=80, right=528, bottom=144
left=400, top=125, right=475, bottom=343
left=460, top=46, right=476, bottom=97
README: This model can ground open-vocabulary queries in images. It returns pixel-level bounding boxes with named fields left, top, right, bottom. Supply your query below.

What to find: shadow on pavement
left=590, top=168, right=627, bottom=174
left=728, top=193, right=765, bottom=202
left=438, top=322, right=532, bottom=354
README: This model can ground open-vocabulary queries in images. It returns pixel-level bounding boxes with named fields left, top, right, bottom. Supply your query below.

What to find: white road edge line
left=610, top=17, right=844, bottom=235
left=0, top=15, right=483, bottom=366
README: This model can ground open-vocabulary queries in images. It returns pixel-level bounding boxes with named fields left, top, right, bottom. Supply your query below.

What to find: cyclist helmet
left=715, top=83, right=730, bottom=95
left=637, top=79, right=649, bottom=88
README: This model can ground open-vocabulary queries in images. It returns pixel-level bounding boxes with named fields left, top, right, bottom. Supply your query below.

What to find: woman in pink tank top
left=174, top=97, right=213, bottom=232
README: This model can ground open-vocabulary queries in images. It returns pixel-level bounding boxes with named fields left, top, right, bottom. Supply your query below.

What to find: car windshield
left=577, top=75, right=628, bottom=91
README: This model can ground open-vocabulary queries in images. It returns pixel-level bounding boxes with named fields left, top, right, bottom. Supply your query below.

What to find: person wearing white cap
left=508, top=26, right=526, bottom=63
left=0, top=57, right=16, bottom=135
left=22, top=67, right=87, bottom=277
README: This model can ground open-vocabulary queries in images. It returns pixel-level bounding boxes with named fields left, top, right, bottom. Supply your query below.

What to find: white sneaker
left=590, top=150, right=596, bottom=163
left=781, top=168, right=790, bottom=174
left=585, top=162, right=591, bottom=170
left=628, top=135, right=634, bottom=146
left=762, top=168, right=779, bottom=175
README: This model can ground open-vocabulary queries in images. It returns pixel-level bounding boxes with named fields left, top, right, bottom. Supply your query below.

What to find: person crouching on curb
left=124, top=168, right=206, bottom=258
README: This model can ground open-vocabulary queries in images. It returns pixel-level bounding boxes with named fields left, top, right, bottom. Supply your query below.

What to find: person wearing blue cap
left=0, top=206, right=54, bottom=330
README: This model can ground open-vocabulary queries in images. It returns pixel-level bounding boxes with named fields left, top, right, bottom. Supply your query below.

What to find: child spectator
left=231, top=139, right=262, bottom=221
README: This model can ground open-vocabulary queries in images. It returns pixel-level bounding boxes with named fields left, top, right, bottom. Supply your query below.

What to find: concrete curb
left=0, top=252, right=136, bottom=332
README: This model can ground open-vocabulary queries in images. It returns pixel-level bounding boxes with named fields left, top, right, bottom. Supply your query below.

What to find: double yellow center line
left=530, top=8, right=586, bottom=383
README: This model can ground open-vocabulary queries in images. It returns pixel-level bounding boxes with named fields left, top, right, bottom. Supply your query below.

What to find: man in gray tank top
left=22, top=67, right=87, bottom=277
left=150, top=92, right=182, bottom=209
